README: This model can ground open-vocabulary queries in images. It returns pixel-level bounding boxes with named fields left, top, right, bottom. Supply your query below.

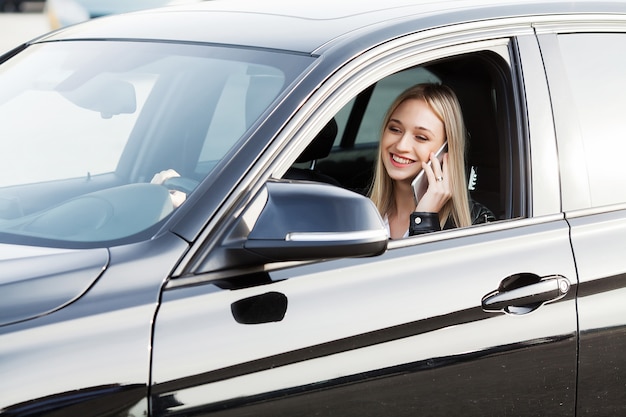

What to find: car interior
left=286, top=51, right=521, bottom=222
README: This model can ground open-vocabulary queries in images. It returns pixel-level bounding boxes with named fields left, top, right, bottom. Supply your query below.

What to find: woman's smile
left=390, top=153, right=416, bottom=167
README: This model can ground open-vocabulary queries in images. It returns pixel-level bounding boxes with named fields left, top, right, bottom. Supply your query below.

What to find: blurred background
left=0, top=1, right=48, bottom=53
left=0, top=0, right=204, bottom=54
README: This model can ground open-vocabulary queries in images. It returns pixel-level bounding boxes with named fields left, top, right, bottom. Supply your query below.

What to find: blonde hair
left=369, top=83, right=471, bottom=229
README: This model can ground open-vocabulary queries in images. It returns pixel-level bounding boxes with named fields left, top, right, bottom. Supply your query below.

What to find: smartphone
left=411, top=141, right=448, bottom=204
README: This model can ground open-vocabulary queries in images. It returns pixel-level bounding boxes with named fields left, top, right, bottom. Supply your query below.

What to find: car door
left=538, top=25, right=626, bottom=415
left=150, top=31, right=578, bottom=416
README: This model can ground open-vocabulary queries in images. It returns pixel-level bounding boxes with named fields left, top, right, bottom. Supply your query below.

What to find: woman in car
left=369, top=83, right=494, bottom=239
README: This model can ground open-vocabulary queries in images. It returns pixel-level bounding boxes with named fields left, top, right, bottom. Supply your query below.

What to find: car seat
left=285, top=119, right=341, bottom=186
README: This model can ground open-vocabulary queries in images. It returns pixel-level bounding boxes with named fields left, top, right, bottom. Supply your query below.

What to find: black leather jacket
left=409, top=200, right=496, bottom=236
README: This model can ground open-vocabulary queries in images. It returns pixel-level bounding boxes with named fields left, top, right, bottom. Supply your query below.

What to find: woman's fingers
left=415, top=152, right=452, bottom=212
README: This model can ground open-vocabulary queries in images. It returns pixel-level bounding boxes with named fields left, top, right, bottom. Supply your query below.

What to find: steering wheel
left=162, top=176, right=199, bottom=195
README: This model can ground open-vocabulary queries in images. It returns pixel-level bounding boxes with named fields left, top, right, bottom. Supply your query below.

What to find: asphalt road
left=0, top=10, right=51, bottom=54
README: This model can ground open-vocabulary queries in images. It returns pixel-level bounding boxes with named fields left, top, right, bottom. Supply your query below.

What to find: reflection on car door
left=151, top=217, right=577, bottom=416
left=540, top=29, right=626, bottom=414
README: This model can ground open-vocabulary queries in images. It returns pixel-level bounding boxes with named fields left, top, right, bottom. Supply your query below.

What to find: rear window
left=557, top=33, right=626, bottom=208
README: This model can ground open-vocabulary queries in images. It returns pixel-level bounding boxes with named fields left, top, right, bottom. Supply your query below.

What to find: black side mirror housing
left=242, top=180, right=388, bottom=261
left=206, top=180, right=387, bottom=274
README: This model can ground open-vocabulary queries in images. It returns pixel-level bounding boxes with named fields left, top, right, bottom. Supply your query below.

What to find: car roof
left=39, top=0, right=626, bottom=54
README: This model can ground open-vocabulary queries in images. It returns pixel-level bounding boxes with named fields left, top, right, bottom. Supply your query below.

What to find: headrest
left=296, top=118, right=337, bottom=163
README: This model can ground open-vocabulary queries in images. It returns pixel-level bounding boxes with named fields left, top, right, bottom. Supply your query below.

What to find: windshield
left=0, top=40, right=313, bottom=247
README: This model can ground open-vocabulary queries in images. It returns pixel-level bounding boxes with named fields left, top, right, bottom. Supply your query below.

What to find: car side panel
left=151, top=219, right=577, bottom=416
left=567, top=210, right=626, bottom=415
left=538, top=26, right=626, bottom=415
left=0, top=233, right=187, bottom=416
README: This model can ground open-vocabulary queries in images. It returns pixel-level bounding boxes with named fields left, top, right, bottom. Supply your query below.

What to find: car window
left=0, top=41, right=313, bottom=246
left=557, top=33, right=626, bottom=208
left=0, top=68, right=156, bottom=186
left=289, top=50, right=519, bottom=222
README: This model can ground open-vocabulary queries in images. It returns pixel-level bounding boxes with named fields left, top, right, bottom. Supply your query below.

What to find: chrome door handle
left=482, top=273, right=570, bottom=315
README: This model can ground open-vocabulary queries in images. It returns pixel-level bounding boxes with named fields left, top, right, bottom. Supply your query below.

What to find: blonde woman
left=369, top=83, right=494, bottom=239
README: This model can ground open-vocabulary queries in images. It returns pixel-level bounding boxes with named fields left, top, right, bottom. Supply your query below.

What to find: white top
left=383, top=215, right=409, bottom=239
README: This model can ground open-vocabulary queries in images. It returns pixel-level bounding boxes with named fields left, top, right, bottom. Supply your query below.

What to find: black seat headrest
left=296, top=118, right=337, bottom=163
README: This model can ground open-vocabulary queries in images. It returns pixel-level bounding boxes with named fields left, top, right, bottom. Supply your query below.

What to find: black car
left=1, top=0, right=626, bottom=416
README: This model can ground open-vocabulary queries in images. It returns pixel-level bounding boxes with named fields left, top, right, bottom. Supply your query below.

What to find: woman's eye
left=388, top=126, right=401, bottom=133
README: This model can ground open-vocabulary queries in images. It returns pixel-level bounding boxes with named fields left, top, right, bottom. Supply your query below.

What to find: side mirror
left=221, top=180, right=387, bottom=268
left=244, top=180, right=387, bottom=261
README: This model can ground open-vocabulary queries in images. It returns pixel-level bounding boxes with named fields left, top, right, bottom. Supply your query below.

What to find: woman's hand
left=151, top=168, right=187, bottom=208
left=415, top=152, right=452, bottom=212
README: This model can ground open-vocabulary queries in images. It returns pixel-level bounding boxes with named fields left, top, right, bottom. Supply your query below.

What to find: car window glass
left=0, top=41, right=313, bottom=246
left=558, top=33, right=626, bottom=207
left=196, top=64, right=286, bottom=176
left=0, top=48, right=155, bottom=185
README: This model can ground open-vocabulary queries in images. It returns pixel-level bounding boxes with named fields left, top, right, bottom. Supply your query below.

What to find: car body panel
left=566, top=208, right=626, bottom=415
left=514, top=34, right=561, bottom=216
left=0, top=244, right=108, bottom=326
left=0, top=232, right=189, bottom=415
left=153, top=217, right=578, bottom=416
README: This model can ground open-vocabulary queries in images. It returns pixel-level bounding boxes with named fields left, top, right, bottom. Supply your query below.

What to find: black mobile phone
left=411, top=141, right=448, bottom=204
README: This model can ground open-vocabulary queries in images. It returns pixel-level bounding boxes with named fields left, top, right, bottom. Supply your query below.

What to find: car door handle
left=482, top=273, right=571, bottom=315
left=231, top=291, right=288, bottom=324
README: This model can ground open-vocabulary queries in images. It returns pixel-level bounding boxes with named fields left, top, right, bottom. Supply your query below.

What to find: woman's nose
left=395, top=133, right=413, bottom=151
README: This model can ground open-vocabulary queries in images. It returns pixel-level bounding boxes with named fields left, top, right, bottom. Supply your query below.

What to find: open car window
left=286, top=49, right=520, bottom=223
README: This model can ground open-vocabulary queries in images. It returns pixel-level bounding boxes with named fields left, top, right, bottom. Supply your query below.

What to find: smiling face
left=380, top=98, right=446, bottom=184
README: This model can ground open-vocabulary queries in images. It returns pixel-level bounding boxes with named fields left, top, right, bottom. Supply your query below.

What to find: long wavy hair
left=369, top=83, right=471, bottom=229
